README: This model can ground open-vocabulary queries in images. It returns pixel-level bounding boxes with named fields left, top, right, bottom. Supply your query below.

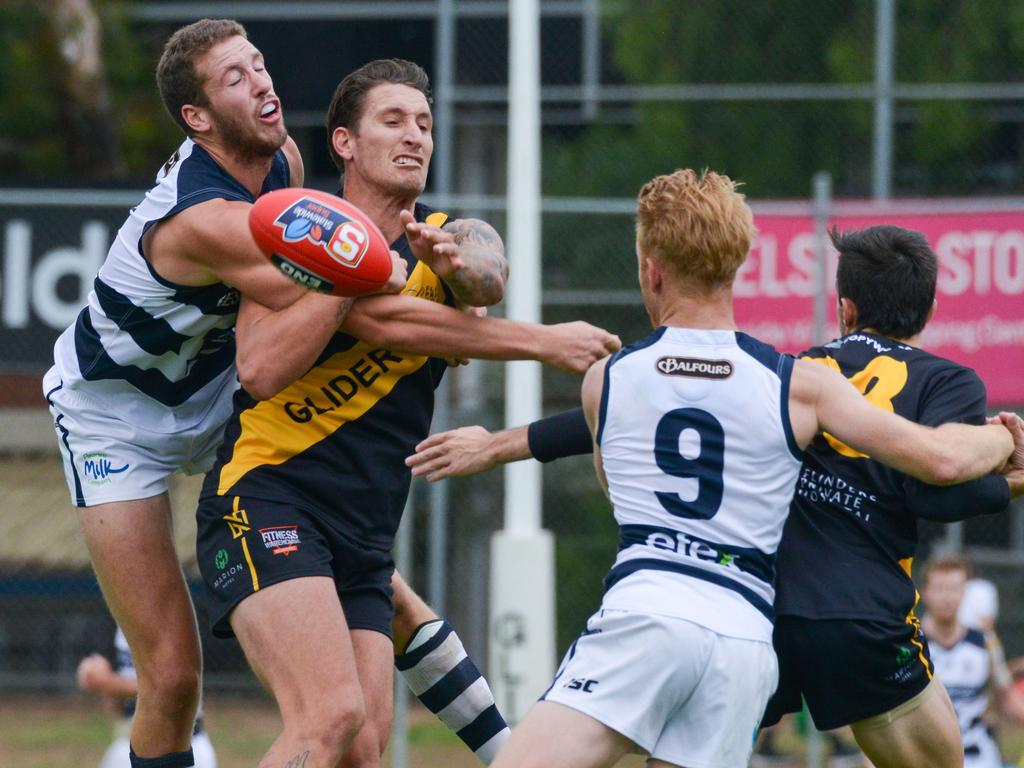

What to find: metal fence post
left=873, top=0, right=896, bottom=199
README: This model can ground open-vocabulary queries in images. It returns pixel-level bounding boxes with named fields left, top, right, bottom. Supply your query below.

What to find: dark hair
left=156, top=18, right=247, bottom=134
left=832, top=225, right=937, bottom=339
left=325, top=59, right=432, bottom=171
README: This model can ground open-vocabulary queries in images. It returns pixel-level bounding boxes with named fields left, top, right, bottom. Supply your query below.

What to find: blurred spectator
left=77, top=627, right=217, bottom=768
left=922, top=554, right=1024, bottom=768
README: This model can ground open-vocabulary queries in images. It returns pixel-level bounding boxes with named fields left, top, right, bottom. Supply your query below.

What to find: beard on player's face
left=207, top=102, right=287, bottom=161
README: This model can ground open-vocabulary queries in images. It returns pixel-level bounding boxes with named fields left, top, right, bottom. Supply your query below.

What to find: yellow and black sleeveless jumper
left=199, top=203, right=453, bottom=549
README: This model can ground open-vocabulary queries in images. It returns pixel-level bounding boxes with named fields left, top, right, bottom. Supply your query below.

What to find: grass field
left=2, top=693, right=1022, bottom=768
left=0, top=693, right=643, bottom=768
left=0, top=692, right=502, bottom=768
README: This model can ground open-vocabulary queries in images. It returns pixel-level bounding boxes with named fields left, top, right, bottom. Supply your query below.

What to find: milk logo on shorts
left=275, top=197, right=370, bottom=269
left=259, top=525, right=300, bottom=556
left=655, top=356, right=733, bottom=379
left=81, top=451, right=129, bottom=486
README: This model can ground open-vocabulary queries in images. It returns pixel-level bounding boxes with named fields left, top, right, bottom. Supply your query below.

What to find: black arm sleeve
left=527, top=407, right=593, bottom=463
left=905, top=474, right=1010, bottom=521
left=903, top=364, right=1008, bottom=521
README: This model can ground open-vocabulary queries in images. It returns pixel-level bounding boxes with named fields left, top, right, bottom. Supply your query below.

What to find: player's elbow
left=237, top=356, right=285, bottom=401
left=924, top=449, right=968, bottom=486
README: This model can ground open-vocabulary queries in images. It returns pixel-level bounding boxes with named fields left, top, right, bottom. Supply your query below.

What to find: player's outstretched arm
left=407, top=407, right=593, bottom=481
left=401, top=210, right=508, bottom=307
left=407, top=426, right=530, bottom=481
left=341, top=294, right=621, bottom=373
left=790, top=359, right=1013, bottom=485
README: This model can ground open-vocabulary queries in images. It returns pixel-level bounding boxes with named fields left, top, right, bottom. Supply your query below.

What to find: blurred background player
left=77, top=626, right=217, bottom=768
left=922, top=553, right=1024, bottom=768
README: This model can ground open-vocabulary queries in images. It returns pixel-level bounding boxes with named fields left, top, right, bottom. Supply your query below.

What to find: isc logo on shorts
left=564, top=677, right=599, bottom=693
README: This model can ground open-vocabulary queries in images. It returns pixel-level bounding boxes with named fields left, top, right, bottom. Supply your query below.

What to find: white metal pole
left=504, top=0, right=543, bottom=518
left=491, top=0, right=554, bottom=725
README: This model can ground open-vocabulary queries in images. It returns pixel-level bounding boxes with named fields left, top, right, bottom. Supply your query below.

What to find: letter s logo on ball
left=328, top=222, right=369, bottom=267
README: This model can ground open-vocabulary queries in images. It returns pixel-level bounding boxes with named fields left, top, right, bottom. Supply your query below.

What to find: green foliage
left=0, top=1, right=178, bottom=179
left=544, top=0, right=1024, bottom=200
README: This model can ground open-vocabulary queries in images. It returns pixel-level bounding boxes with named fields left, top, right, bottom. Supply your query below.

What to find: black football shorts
left=760, top=615, right=934, bottom=731
left=197, top=494, right=395, bottom=639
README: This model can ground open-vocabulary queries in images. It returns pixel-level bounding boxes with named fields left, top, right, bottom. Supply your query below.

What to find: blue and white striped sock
left=396, top=620, right=511, bottom=765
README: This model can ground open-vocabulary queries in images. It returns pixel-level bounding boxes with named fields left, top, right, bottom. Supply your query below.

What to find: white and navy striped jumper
left=930, top=628, right=1002, bottom=768
left=598, top=328, right=804, bottom=643
left=49, top=138, right=290, bottom=431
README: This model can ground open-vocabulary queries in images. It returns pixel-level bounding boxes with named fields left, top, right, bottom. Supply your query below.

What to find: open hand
left=400, top=208, right=463, bottom=279
left=406, top=426, right=499, bottom=481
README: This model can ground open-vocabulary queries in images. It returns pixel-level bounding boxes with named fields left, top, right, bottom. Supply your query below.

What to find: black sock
left=129, top=746, right=195, bottom=767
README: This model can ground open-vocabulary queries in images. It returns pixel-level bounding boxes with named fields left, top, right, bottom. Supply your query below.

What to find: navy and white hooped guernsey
left=49, top=138, right=290, bottom=431
left=598, top=327, right=803, bottom=643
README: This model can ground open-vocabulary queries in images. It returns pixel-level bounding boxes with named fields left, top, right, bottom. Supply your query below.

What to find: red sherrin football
left=249, top=188, right=392, bottom=297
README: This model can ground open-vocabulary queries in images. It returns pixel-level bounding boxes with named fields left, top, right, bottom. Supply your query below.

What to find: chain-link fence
left=2, top=3, right=1024, bottom=765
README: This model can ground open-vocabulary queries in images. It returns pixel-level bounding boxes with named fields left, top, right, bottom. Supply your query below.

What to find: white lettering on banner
left=935, top=230, right=1024, bottom=296
left=741, top=317, right=1024, bottom=356
left=734, top=233, right=837, bottom=298
left=922, top=316, right=1024, bottom=354
left=3, top=220, right=30, bottom=328
left=0, top=220, right=108, bottom=330
left=737, top=227, right=1024, bottom=299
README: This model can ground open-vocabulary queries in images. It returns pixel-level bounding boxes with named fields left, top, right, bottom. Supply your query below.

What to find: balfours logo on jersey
left=275, top=197, right=370, bottom=269
left=260, top=526, right=300, bottom=556
left=655, top=356, right=733, bottom=379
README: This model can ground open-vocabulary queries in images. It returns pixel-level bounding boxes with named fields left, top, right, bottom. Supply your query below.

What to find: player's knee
left=135, top=654, right=200, bottom=715
left=304, top=696, right=367, bottom=759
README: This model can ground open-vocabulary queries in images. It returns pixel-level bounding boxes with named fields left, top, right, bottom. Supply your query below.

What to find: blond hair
left=923, top=552, right=972, bottom=585
left=636, top=169, right=756, bottom=290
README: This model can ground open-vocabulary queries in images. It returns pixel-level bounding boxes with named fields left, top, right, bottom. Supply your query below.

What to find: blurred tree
left=0, top=0, right=178, bottom=180
left=544, top=0, right=1024, bottom=201
left=540, top=0, right=1024, bottom=292
left=44, top=0, right=125, bottom=177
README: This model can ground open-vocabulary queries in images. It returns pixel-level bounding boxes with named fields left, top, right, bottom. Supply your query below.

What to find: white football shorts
left=542, top=608, right=778, bottom=768
left=44, top=369, right=229, bottom=507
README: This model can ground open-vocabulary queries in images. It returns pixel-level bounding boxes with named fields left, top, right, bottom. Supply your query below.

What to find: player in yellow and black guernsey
left=761, top=225, right=1024, bottom=768
left=194, top=60, right=621, bottom=768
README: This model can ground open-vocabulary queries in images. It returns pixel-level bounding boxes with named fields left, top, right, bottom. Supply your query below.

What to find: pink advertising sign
left=735, top=205, right=1024, bottom=405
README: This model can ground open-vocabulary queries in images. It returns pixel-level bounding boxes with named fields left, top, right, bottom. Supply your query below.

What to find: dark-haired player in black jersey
left=406, top=224, right=1024, bottom=768
left=195, top=59, right=620, bottom=768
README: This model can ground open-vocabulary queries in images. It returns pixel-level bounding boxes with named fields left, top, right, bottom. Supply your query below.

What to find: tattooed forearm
left=443, top=218, right=508, bottom=306
left=336, top=297, right=355, bottom=324
left=282, top=751, right=310, bottom=768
